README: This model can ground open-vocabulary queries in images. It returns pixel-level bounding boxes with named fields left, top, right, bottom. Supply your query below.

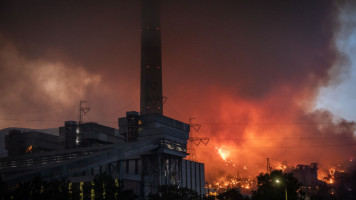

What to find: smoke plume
left=0, top=0, right=355, bottom=182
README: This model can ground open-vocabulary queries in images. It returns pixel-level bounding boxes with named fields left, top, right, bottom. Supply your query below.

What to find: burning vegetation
left=0, top=1, right=355, bottom=199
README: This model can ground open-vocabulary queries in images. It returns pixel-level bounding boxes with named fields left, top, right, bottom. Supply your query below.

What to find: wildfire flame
left=329, top=168, right=335, bottom=176
left=211, top=176, right=256, bottom=192
left=217, top=147, right=230, bottom=161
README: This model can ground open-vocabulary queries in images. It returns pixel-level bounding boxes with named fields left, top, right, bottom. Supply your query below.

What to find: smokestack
left=140, top=0, right=163, bottom=115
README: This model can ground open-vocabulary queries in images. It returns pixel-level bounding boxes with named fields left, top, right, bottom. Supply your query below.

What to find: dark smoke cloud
left=0, top=0, right=355, bottom=181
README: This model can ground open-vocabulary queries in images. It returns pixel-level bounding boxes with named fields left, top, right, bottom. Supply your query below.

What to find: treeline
left=0, top=174, right=137, bottom=200
left=1, top=169, right=355, bottom=200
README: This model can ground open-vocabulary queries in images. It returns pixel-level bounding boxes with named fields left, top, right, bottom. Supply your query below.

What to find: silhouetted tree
left=252, top=170, right=303, bottom=200
left=148, top=185, right=200, bottom=200
left=309, top=181, right=335, bottom=200
left=1, top=174, right=139, bottom=200
left=9, top=176, right=46, bottom=200
left=217, top=188, right=249, bottom=200
left=42, top=179, right=69, bottom=200
left=4, top=177, right=75, bottom=200
left=93, top=175, right=105, bottom=200
left=330, top=167, right=356, bottom=200
left=203, top=195, right=216, bottom=200
left=30, top=176, right=43, bottom=199
left=92, top=173, right=137, bottom=200
left=0, top=177, right=10, bottom=200
left=82, top=182, right=92, bottom=200
left=117, top=188, right=138, bottom=200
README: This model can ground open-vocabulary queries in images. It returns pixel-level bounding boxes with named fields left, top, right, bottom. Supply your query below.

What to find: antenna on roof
left=78, top=100, right=91, bottom=125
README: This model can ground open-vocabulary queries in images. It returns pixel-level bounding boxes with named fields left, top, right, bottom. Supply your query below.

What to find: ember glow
left=210, top=175, right=256, bottom=195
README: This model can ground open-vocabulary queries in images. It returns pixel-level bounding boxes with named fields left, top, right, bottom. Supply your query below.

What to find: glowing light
left=329, top=179, right=333, bottom=184
left=25, top=145, right=33, bottom=153
left=217, top=148, right=230, bottom=161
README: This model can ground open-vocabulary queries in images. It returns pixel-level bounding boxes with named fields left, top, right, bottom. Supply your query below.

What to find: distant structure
left=291, top=163, right=318, bottom=187
left=0, top=0, right=205, bottom=198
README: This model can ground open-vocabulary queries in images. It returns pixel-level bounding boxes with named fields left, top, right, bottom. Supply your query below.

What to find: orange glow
left=25, top=145, right=33, bottom=153
left=189, top=86, right=356, bottom=186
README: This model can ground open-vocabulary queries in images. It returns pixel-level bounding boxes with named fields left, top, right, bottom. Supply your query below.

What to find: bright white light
left=275, top=179, right=280, bottom=183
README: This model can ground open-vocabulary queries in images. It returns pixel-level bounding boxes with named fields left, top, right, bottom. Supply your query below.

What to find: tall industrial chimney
left=140, top=0, right=163, bottom=115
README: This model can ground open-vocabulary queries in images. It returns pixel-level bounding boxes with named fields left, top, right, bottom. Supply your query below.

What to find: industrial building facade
left=1, top=114, right=205, bottom=198
left=0, top=0, right=206, bottom=198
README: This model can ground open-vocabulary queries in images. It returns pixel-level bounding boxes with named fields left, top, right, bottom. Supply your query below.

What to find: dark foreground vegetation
left=0, top=173, right=137, bottom=200
left=1, top=169, right=355, bottom=200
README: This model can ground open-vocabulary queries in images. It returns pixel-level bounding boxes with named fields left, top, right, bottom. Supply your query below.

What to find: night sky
left=0, top=0, right=355, bottom=182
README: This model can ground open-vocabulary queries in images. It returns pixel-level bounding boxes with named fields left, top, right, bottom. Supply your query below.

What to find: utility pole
left=267, top=158, right=272, bottom=174
left=78, top=100, right=91, bottom=125
left=76, top=100, right=91, bottom=146
left=187, top=117, right=209, bottom=161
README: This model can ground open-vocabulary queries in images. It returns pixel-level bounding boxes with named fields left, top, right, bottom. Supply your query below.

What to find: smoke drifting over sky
left=0, top=0, right=355, bottom=181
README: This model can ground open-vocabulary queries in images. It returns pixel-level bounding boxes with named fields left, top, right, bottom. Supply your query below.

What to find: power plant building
left=0, top=0, right=205, bottom=198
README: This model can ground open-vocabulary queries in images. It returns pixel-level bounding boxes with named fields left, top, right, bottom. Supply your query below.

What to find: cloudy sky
left=0, top=0, right=355, bottom=181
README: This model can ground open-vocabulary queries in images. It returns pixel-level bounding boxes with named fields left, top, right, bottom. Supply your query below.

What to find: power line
left=99, top=99, right=139, bottom=121
left=0, top=118, right=67, bottom=122
left=0, top=110, right=47, bottom=116
left=165, top=102, right=185, bottom=120
left=209, top=143, right=356, bottom=149
left=199, top=122, right=356, bottom=125
left=209, top=136, right=355, bottom=141
left=2, top=116, right=355, bottom=126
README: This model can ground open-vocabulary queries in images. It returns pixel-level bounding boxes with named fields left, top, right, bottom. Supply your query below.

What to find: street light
left=275, top=179, right=288, bottom=200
